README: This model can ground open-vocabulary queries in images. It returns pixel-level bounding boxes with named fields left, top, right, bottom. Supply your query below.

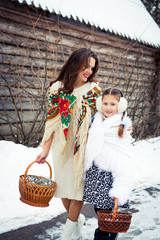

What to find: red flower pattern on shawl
left=63, top=128, right=68, bottom=138
left=59, top=99, right=70, bottom=113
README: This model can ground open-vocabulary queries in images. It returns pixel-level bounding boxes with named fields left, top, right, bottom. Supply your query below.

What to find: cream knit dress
left=41, top=81, right=102, bottom=200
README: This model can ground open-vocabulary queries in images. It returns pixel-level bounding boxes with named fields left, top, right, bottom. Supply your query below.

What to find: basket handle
left=112, top=198, right=118, bottom=221
left=24, top=160, right=52, bottom=181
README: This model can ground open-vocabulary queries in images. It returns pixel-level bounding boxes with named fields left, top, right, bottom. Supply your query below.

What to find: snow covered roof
left=14, top=0, right=160, bottom=48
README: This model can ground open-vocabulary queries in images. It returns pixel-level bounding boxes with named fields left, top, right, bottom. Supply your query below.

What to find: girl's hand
left=35, top=151, right=48, bottom=164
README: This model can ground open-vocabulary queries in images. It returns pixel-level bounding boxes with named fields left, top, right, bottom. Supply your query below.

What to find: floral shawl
left=43, top=81, right=102, bottom=189
left=46, top=84, right=101, bottom=155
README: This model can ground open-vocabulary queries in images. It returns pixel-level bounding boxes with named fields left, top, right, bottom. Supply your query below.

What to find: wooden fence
left=0, top=0, right=159, bottom=146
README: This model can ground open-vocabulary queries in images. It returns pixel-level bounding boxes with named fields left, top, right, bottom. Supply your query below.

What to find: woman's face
left=75, top=57, right=96, bottom=87
left=102, top=95, right=119, bottom=118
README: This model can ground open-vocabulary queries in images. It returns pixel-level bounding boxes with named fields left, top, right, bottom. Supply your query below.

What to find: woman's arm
left=35, top=132, right=54, bottom=164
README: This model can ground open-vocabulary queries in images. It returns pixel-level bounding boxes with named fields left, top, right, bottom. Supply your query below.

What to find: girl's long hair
left=102, top=88, right=125, bottom=138
left=50, top=48, right=99, bottom=92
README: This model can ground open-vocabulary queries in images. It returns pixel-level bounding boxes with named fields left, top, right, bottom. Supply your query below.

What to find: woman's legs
left=68, top=199, right=84, bottom=221
left=61, top=198, right=84, bottom=221
left=61, top=198, right=84, bottom=239
left=61, top=198, right=71, bottom=213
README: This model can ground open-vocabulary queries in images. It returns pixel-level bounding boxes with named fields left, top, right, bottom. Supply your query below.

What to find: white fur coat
left=84, top=112, right=134, bottom=206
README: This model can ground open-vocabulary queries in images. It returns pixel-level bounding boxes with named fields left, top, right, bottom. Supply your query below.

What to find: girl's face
left=102, top=95, right=119, bottom=118
left=75, top=57, right=96, bottom=87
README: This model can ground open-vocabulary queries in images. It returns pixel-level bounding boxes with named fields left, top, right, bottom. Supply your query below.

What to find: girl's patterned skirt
left=83, top=163, right=129, bottom=209
left=83, top=163, right=115, bottom=209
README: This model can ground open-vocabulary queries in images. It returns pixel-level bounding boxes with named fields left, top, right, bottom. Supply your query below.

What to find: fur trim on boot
left=61, top=218, right=77, bottom=240
left=72, top=214, right=86, bottom=240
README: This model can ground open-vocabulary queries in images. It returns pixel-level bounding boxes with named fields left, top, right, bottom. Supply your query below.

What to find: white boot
left=61, top=218, right=77, bottom=240
left=72, top=214, right=86, bottom=240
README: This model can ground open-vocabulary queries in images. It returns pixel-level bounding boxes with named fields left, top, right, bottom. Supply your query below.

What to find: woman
left=35, top=48, right=102, bottom=240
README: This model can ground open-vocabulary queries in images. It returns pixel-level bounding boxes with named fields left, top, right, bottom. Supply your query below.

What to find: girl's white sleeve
left=109, top=166, right=134, bottom=206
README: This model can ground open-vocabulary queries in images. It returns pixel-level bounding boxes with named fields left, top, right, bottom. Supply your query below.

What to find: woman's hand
left=128, top=125, right=133, bottom=134
left=35, top=133, right=54, bottom=164
left=35, top=151, right=48, bottom=164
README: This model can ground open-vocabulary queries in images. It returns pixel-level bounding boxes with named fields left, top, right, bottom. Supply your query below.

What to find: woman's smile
left=75, top=57, right=96, bottom=87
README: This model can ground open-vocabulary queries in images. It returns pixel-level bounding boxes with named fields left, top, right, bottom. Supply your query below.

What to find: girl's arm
left=35, top=132, right=54, bottom=164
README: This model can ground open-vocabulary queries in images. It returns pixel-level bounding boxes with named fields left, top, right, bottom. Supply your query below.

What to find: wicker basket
left=97, top=198, right=132, bottom=233
left=19, top=160, right=57, bottom=207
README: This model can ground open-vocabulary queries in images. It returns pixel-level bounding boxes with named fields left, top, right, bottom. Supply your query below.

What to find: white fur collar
left=93, top=112, right=131, bottom=130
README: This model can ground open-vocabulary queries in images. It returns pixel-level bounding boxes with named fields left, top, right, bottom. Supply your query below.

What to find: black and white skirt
left=83, top=163, right=129, bottom=209
left=83, top=163, right=115, bottom=209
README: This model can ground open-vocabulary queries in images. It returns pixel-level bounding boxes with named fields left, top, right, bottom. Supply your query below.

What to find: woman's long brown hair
left=102, top=88, right=125, bottom=138
left=50, top=48, right=99, bottom=92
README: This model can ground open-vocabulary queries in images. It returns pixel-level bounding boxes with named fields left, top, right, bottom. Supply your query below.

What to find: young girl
left=35, top=48, right=102, bottom=240
left=83, top=88, right=134, bottom=240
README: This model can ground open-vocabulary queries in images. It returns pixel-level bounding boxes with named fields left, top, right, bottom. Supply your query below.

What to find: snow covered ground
left=35, top=183, right=160, bottom=240
left=0, top=137, right=160, bottom=238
